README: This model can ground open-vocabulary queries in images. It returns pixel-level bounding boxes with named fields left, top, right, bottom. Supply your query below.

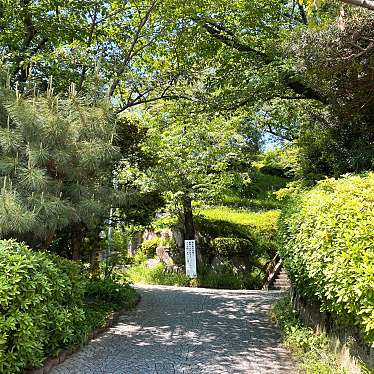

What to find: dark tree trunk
left=71, top=224, right=84, bottom=261
left=182, top=195, right=195, bottom=241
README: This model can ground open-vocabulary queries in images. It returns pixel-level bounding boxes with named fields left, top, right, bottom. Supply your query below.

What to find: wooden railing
left=262, top=254, right=282, bottom=290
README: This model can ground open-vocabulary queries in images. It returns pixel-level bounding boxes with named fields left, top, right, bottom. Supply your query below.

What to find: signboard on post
left=185, top=240, right=197, bottom=278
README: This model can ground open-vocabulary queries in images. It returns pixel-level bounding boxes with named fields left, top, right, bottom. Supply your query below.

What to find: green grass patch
left=198, top=206, right=280, bottom=227
left=122, top=261, right=264, bottom=290
left=124, top=262, right=191, bottom=287
left=271, top=298, right=347, bottom=374
left=219, top=171, right=289, bottom=210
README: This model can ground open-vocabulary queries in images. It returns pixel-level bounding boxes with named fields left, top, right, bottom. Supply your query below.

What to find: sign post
left=184, top=240, right=197, bottom=278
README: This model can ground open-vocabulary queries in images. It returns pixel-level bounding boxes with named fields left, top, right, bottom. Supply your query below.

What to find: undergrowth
left=271, top=298, right=347, bottom=374
left=123, top=262, right=262, bottom=289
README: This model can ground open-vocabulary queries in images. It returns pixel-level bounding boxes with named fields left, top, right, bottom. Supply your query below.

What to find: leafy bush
left=0, top=240, right=86, bottom=373
left=0, top=240, right=139, bottom=373
left=196, top=207, right=280, bottom=256
left=85, top=279, right=138, bottom=309
left=124, top=261, right=263, bottom=290
left=83, top=279, right=139, bottom=333
left=212, top=237, right=252, bottom=256
left=139, top=237, right=160, bottom=258
left=271, top=298, right=347, bottom=374
left=279, top=173, right=374, bottom=343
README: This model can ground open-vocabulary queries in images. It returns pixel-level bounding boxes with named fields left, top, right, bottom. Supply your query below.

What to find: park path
left=51, top=285, right=297, bottom=374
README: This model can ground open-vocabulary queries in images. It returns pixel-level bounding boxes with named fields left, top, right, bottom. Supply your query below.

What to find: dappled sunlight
left=52, top=285, right=296, bottom=373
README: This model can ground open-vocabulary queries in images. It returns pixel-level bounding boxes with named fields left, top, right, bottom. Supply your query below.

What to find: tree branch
left=109, top=0, right=157, bottom=97
left=197, top=18, right=328, bottom=104
left=197, top=19, right=272, bottom=63
left=266, top=124, right=295, bottom=141
left=77, top=6, right=99, bottom=91
left=283, top=74, right=328, bottom=104
left=298, top=4, right=308, bottom=25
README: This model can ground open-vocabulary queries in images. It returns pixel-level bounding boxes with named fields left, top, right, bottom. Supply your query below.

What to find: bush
left=138, top=237, right=160, bottom=258
left=196, top=208, right=280, bottom=257
left=83, top=279, right=139, bottom=333
left=0, top=240, right=139, bottom=373
left=124, top=262, right=263, bottom=290
left=197, top=271, right=262, bottom=290
left=279, top=173, right=374, bottom=344
left=212, top=237, right=252, bottom=257
left=0, top=240, right=86, bottom=373
left=85, top=279, right=137, bottom=309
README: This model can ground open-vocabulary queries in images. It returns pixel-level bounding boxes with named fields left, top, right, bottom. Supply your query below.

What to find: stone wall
left=292, top=292, right=374, bottom=373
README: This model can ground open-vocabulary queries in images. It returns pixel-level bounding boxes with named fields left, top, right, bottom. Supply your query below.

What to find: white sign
left=185, top=240, right=197, bottom=278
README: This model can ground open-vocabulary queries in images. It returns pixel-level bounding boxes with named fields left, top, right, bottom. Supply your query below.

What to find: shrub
left=85, top=279, right=137, bottom=309
left=278, top=173, right=374, bottom=343
left=212, top=237, right=252, bottom=257
left=197, top=271, right=262, bottom=290
left=196, top=208, right=280, bottom=257
left=0, top=240, right=86, bottom=373
left=138, top=237, right=160, bottom=258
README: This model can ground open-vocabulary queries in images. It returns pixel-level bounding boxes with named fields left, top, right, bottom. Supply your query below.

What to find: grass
left=270, top=298, right=348, bottom=374
left=219, top=172, right=289, bottom=210
left=197, top=206, right=280, bottom=228
left=124, top=262, right=191, bottom=287
left=122, top=262, right=264, bottom=290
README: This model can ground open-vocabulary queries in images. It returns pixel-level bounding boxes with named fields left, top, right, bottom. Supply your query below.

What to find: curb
left=26, top=294, right=141, bottom=374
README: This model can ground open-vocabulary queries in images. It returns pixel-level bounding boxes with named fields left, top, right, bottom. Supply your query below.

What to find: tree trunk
left=71, top=224, right=84, bottom=261
left=182, top=195, right=195, bottom=241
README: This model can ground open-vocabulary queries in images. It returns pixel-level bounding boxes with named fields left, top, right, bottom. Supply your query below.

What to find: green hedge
left=212, top=237, right=252, bottom=257
left=85, top=278, right=137, bottom=308
left=0, top=240, right=139, bottom=373
left=195, top=212, right=279, bottom=257
left=279, top=173, right=374, bottom=344
left=0, top=240, right=86, bottom=373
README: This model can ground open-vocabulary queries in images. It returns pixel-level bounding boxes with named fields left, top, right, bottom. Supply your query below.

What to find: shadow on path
left=52, top=285, right=297, bottom=374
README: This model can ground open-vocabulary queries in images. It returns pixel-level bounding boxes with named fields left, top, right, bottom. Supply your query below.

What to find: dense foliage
left=197, top=208, right=280, bottom=257
left=0, top=77, right=125, bottom=259
left=0, top=240, right=138, bottom=373
left=212, top=237, right=252, bottom=257
left=0, top=240, right=85, bottom=372
left=279, top=173, right=374, bottom=343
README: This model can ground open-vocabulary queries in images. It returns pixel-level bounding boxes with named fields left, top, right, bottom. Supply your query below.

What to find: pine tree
left=0, top=74, right=124, bottom=258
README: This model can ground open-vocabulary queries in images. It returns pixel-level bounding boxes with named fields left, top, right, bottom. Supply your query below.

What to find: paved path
left=51, top=285, right=297, bottom=374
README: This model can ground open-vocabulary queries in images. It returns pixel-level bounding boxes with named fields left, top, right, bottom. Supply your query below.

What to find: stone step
left=269, top=267, right=291, bottom=290
left=274, top=276, right=290, bottom=281
left=275, top=273, right=289, bottom=278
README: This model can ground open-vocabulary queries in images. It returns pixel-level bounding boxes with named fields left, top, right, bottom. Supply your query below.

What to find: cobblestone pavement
left=51, top=285, right=297, bottom=374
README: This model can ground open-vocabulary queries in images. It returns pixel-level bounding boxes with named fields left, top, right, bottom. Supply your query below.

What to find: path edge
left=25, top=293, right=142, bottom=374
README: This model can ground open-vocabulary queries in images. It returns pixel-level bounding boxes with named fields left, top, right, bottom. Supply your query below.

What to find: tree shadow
left=52, top=286, right=297, bottom=374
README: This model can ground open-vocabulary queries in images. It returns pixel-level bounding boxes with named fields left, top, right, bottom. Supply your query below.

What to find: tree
left=283, top=11, right=374, bottom=176
left=0, top=0, right=185, bottom=110
left=123, top=103, right=259, bottom=242
left=0, top=75, right=124, bottom=258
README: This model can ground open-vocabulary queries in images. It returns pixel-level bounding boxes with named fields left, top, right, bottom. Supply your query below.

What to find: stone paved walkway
left=51, top=285, right=297, bottom=374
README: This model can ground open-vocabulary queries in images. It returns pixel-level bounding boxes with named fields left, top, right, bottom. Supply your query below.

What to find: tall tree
left=122, top=103, right=259, bottom=241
